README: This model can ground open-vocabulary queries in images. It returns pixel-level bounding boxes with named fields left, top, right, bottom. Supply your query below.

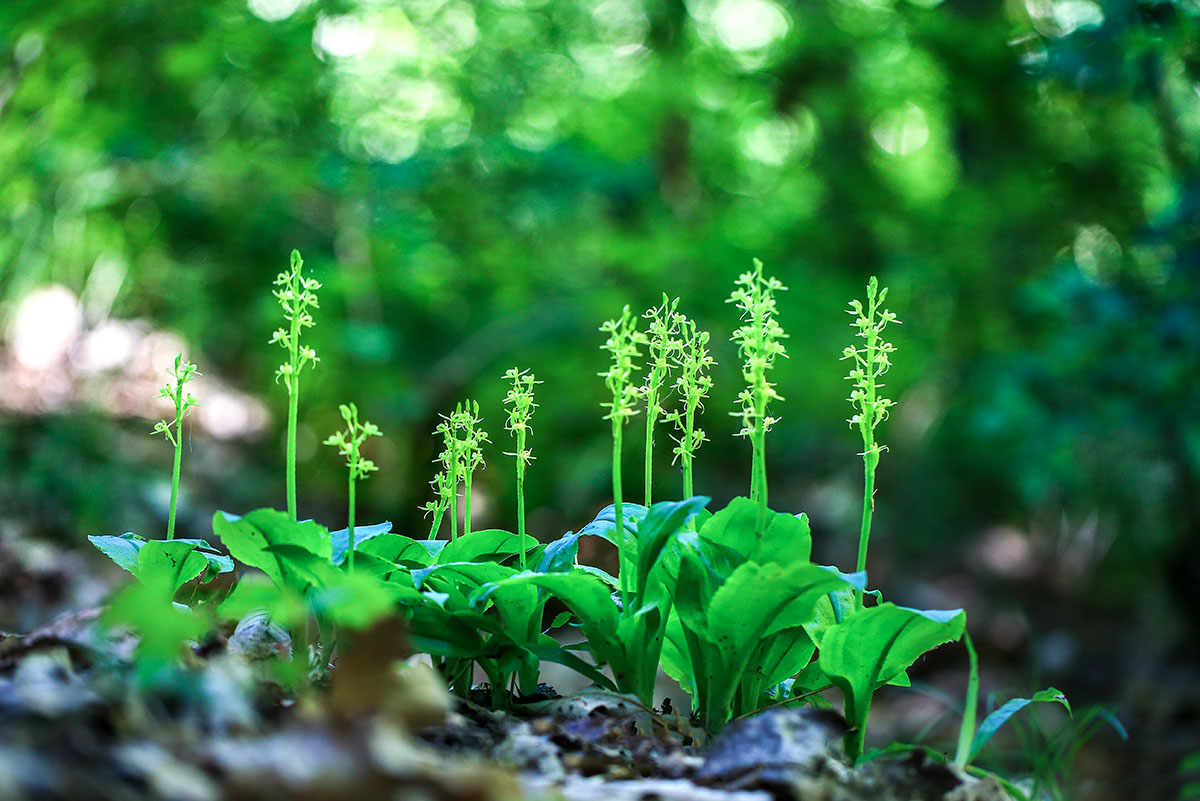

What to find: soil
left=0, top=609, right=1010, bottom=801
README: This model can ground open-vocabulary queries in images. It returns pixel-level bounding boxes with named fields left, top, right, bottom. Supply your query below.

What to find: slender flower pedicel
left=270, top=249, right=321, bottom=521
left=323, top=403, right=382, bottom=573
left=599, top=305, right=648, bottom=602
left=665, top=315, right=714, bottom=505
left=842, top=276, right=899, bottom=606
left=728, top=259, right=788, bottom=532
left=152, top=354, right=200, bottom=541
left=503, top=367, right=540, bottom=569
left=639, top=295, right=684, bottom=506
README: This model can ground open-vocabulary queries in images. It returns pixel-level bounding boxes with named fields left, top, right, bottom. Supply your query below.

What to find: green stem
left=285, top=317, right=301, bottom=522
left=752, top=408, right=767, bottom=535
left=428, top=505, right=445, bottom=540
left=855, top=448, right=876, bottom=608
left=682, top=400, right=696, bottom=528
left=463, top=464, right=473, bottom=537
left=449, top=451, right=460, bottom=541
left=347, top=469, right=356, bottom=573
left=954, top=631, right=979, bottom=768
left=613, top=417, right=629, bottom=607
left=167, top=395, right=184, bottom=541
left=516, top=429, right=526, bottom=570
left=644, top=398, right=656, bottom=506
left=850, top=698, right=871, bottom=763
left=855, top=297, right=880, bottom=606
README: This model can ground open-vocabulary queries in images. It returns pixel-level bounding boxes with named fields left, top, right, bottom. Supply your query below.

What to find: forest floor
left=0, top=604, right=1014, bottom=801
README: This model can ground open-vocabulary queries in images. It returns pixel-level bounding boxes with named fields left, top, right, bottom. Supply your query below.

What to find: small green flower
left=599, top=305, right=649, bottom=423
left=430, top=400, right=490, bottom=540
left=727, top=258, right=787, bottom=525
left=272, top=249, right=321, bottom=521
left=503, top=367, right=539, bottom=469
left=842, top=276, right=899, bottom=450
left=728, top=259, right=788, bottom=439
left=504, top=367, right=541, bottom=567
left=324, top=403, right=382, bottom=482
left=599, top=304, right=649, bottom=604
left=664, top=316, right=715, bottom=501
left=271, top=251, right=321, bottom=393
left=324, top=402, right=382, bottom=573
left=637, top=295, right=685, bottom=505
left=841, top=276, right=900, bottom=602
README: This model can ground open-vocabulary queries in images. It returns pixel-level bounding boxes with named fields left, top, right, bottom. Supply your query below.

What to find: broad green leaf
left=494, top=571, right=621, bottom=665
left=696, top=498, right=758, bottom=559
left=575, top=503, right=649, bottom=547
left=413, top=560, right=516, bottom=592
left=970, top=688, right=1071, bottom=760
left=802, top=573, right=867, bottom=646
left=635, top=496, right=708, bottom=600
left=88, top=533, right=145, bottom=573
left=172, top=538, right=234, bottom=581
left=531, top=529, right=584, bottom=573
left=330, top=521, right=392, bottom=566
left=696, top=498, right=811, bottom=564
left=261, top=543, right=343, bottom=590
left=750, top=626, right=817, bottom=690
left=437, top=529, right=537, bottom=564
left=136, top=540, right=208, bottom=595
left=757, top=511, right=812, bottom=565
left=660, top=612, right=695, bottom=698
left=819, top=603, right=965, bottom=735
left=527, top=637, right=617, bottom=691
left=213, top=509, right=331, bottom=589
left=705, top=561, right=847, bottom=655
left=358, top=533, right=442, bottom=567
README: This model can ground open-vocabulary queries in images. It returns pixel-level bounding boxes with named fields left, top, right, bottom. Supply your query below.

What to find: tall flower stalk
left=270, top=249, right=321, bottom=521
left=842, top=276, right=899, bottom=606
left=503, top=368, right=539, bottom=569
left=639, top=295, right=683, bottom=506
left=324, top=403, right=382, bottom=573
left=599, top=306, right=648, bottom=604
left=728, top=259, right=788, bottom=533
left=152, top=354, right=200, bottom=541
left=432, top=402, right=489, bottom=540
left=666, top=316, right=714, bottom=505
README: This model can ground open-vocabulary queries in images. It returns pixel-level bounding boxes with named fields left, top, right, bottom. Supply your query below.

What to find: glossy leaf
left=437, top=528, right=537, bottom=564
left=136, top=540, right=208, bottom=595
left=330, top=521, right=392, bottom=566
left=213, top=509, right=331, bottom=589
left=575, top=503, right=649, bottom=546
left=819, top=603, right=965, bottom=753
left=970, top=688, right=1071, bottom=760
left=89, top=532, right=145, bottom=573
left=696, top=497, right=812, bottom=564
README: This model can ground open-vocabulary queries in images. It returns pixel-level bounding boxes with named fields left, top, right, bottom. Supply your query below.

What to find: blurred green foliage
left=1, top=0, right=1199, bottom=648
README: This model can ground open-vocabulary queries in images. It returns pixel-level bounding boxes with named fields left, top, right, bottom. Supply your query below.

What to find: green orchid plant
left=503, top=367, right=539, bottom=569
left=324, top=403, right=382, bottom=573
left=270, top=249, right=321, bottom=522
left=85, top=249, right=1096, bottom=793
left=728, top=259, right=787, bottom=534
left=152, top=353, right=200, bottom=541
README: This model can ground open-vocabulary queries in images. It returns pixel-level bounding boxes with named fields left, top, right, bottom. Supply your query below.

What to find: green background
left=2, top=0, right=1198, bottom=796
